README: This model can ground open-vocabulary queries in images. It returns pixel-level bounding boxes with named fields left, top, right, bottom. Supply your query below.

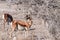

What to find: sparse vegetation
left=0, top=0, right=60, bottom=40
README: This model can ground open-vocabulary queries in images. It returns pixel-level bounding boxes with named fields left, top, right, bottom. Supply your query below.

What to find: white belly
left=18, top=25, right=24, bottom=30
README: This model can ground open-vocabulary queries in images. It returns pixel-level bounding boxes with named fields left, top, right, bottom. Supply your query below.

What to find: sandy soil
left=0, top=0, right=60, bottom=40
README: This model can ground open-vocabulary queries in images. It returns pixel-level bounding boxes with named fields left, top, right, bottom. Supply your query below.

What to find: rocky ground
left=0, top=0, right=60, bottom=40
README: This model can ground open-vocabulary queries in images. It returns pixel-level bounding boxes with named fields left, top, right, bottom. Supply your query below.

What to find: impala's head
left=25, top=15, right=32, bottom=20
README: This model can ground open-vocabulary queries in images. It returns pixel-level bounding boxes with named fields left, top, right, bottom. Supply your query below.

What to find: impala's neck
left=27, top=18, right=32, bottom=27
left=25, top=15, right=32, bottom=27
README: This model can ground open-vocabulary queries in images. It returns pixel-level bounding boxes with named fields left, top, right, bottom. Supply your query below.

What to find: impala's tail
left=2, top=13, right=13, bottom=25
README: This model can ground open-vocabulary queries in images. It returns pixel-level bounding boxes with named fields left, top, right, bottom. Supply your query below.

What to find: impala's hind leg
left=10, top=22, right=17, bottom=38
left=3, top=20, right=6, bottom=31
left=2, top=14, right=5, bottom=29
left=9, top=28, right=15, bottom=38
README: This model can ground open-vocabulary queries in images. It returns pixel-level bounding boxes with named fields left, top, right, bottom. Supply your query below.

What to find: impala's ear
left=26, top=15, right=29, bottom=17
